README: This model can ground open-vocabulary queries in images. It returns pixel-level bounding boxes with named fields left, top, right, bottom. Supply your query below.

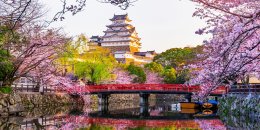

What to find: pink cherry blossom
left=190, top=0, right=259, bottom=97
left=113, top=68, right=135, bottom=84
left=145, top=70, right=163, bottom=84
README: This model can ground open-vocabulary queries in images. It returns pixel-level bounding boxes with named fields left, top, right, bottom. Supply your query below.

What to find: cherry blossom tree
left=5, top=26, right=71, bottom=86
left=0, top=0, right=43, bottom=31
left=0, top=0, right=136, bottom=25
left=189, top=0, right=260, bottom=97
left=113, top=68, right=134, bottom=84
left=145, top=70, right=163, bottom=84
left=0, top=0, right=81, bottom=91
left=112, top=68, right=163, bottom=84
left=53, top=0, right=137, bottom=22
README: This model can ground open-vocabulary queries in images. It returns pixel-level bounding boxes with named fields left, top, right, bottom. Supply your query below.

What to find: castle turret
left=101, top=14, right=141, bottom=53
left=100, top=14, right=155, bottom=65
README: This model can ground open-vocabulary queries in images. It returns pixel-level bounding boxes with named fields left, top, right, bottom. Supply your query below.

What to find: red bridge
left=66, top=84, right=227, bottom=111
left=67, top=84, right=227, bottom=96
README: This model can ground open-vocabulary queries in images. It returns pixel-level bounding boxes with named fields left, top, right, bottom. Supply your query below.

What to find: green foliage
left=144, top=62, right=164, bottom=74
left=56, top=34, right=89, bottom=70
left=75, top=61, right=111, bottom=84
left=153, top=46, right=203, bottom=68
left=0, top=25, right=24, bottom=85
left=127, top=64, right=146, bottom=83
left=0, top=49, right=14, bottom=82
left=162, top=67, right=177, bottom=84
left=0, top=86, right=12, bottom=94
left=144, top=62, right=190, bottom=84
left=59, top=35, right=116, bottom=84
left=152, top=46, right=204, bottom=84
left=0, top=25, right=22, bottom=46
left=174, top=69, right=190, bottom=84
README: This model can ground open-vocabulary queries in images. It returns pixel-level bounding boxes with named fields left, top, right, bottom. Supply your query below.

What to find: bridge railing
left=85, top=84, right=212, bottom=93
left=11, top=84, right=67, bottom=93
left=210, top=86, right=228, bottom=95
left=66, top=84, right=228, bottom=95
left=228, top=84, right=260, bottom=94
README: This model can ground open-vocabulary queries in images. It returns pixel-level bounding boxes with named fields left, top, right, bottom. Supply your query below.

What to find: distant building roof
left=90, top=36, right=100, bottom=39
left=147, top=50, right=156, bottom=54
left=114, top=51, right=131, bottom=54
left=89, top=35, right=102, bottom=44
left=134, top=51, right=156, bottom=56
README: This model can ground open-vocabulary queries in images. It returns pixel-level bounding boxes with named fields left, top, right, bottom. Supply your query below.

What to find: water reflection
left=0, top=101, right=259, bottom=129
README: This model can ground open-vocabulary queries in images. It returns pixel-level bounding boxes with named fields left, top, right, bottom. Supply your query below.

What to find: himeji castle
left=89, top=14, right=156, bottom=65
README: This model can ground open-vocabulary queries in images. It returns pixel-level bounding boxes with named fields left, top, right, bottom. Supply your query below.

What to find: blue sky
left=43, top=0, right=210, bottom=52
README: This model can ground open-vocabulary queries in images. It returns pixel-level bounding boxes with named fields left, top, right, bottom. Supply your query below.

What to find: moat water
left=0, top=96, right=259, bottom=130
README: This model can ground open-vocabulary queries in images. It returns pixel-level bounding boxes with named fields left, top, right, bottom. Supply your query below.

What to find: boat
left=193, top=109, right=217, bottom=117
left=181, top=109, right=199, bottom=114
left=202, top=100, right=218, bottom=109
left=202, top=109, right=213, bottom=115
left=180, top=102, right=200, bottom=109
left=171, top=103, right=181, bottom=111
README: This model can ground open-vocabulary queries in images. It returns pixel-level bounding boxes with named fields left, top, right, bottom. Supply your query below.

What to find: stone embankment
left=218, top=94, right=260, bottom=129
left=219, top=94, right=260, bottom=117
left=88, top=94, right=157, bottom=111
left=0, top=92, right=83, bottom=117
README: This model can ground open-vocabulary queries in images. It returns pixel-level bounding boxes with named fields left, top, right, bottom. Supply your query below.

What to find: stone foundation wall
left=89, top=94, right=156, bottom=111
left=20, top=93, right=79, bottom=107
left=155, top=94, right=187, bottom=104
left=109, top=94, right=140, bottom=110
left=219, top=94, right=260, bottom=117
left=218, top=94, right=260, bottom=129
left=0, top=92, right=83, bottom=117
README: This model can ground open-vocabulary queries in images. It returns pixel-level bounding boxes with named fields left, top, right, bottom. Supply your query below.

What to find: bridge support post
left=139, top=93, right=150, bottom=117
left=98, top=94, right=110, bottom=114
left=215, top=96, right=218, bottom=101
left=185, top=94, right=192, bottom=102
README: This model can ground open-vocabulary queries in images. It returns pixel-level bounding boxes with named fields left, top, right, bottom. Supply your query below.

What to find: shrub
left=162, top=67, right=177, bottom=84
left=0, top=86, right=12, bottom=94
left=144, top=62, right=164, bottom=74
left=174, top=69, right=190, bottom=84
left=127, top=64, right=146, bottom=83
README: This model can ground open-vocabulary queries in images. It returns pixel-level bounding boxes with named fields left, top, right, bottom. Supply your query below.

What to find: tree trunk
left=241, top=75, right=250, bottom=88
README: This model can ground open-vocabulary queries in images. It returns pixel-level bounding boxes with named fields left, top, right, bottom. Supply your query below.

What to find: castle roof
left=102, top=34, right=131, bottom=38
left=103, top=27, right=136, bottom=33
left=106, top=23, right=131, bottom=28
left=110, top=14, right=131, bottom=21
left=101, top=40, right=131, bottom=43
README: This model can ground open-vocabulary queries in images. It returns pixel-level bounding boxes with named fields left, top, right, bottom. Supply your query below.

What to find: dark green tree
left=75, top=62, right=112, bottom=85
left=127, top=64, right=146, bottom=83
left=73, top=45, right=116, bottom=85
left=153, top=46, right=203, bottom=69
left=144, top=62, right=164, bottom=74
left=162, top=67, right=177, bottom=84
left=174, top=69, right=190, bottom=84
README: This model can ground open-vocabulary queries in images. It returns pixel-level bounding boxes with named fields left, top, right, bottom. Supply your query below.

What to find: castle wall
left=103, top=46, right=131, bottom=53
